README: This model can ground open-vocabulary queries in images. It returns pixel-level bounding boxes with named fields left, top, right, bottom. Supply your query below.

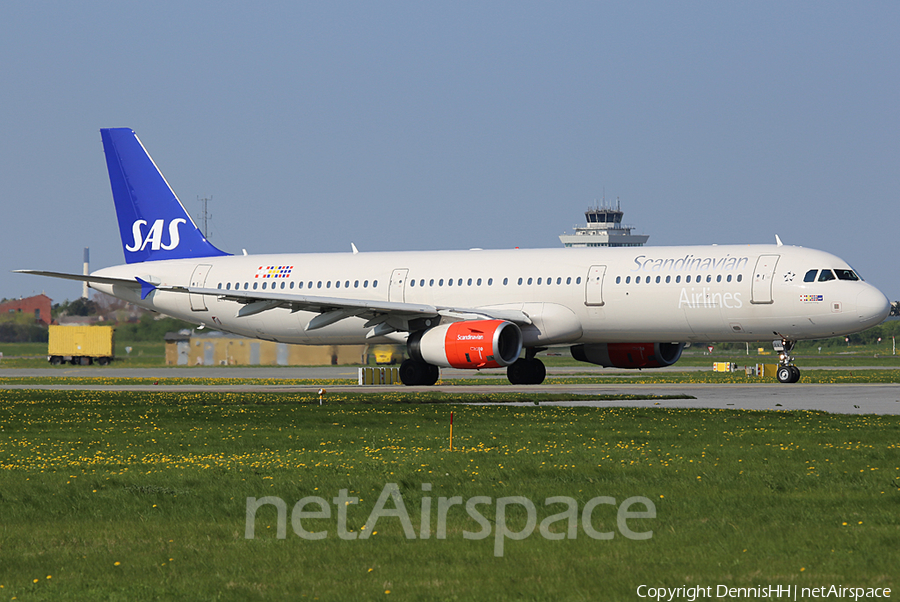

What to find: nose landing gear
left=773, top=339, right=801, bottom=383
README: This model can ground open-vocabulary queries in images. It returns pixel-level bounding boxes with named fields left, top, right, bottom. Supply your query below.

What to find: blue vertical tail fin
left=101, top=128, right=229, bottom=264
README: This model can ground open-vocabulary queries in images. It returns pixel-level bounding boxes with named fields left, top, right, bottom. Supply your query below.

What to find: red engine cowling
left=408, top=320, right=523, bottom=369
left=570, top=342, right=684, bottom=369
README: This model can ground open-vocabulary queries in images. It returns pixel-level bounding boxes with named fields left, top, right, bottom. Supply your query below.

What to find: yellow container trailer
left=48, top=325, right=115, bottom=366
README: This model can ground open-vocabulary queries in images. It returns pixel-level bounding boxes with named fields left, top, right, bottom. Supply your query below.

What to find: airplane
left=17, top=128, right=891, bottom=385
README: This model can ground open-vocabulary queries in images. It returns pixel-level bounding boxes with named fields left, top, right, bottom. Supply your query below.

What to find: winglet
left=135, top=277, right=157, bottom=300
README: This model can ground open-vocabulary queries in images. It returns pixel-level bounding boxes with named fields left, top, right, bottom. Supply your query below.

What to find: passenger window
left=726, top=275, right=731, bottom=283
left=354, top=280, right=359, bottom=288
left=518, top=278, right=523, bottom=285
left=439, top=279, right=444, bottom=286
left=676, top=276, right=681, bottom=283
left=616, top=276, right=621, bottom=284
left=476, top=278, right=482, bottom=286
left=686, top=276, right=691, bottom=283
left=527, top=278, right=533, bottom=285
left=656, top=276, right=661, bottom=283
left=226, top=282, right=231, bottom=290
left=716, top=275, right=721, bottom=283
left=335, top=281, right=340, bottom=288
left=373, top=280, right=378, bottom=288
left=456, top=279, right=462, bottom=286
left=502, top=278, right=508, bottom=285
left=818, top=270, right=836, bottom=282
left=625, top=276, right=631, bottom=284
left=363, top=280, right=369, bottom=288
left=410, top=280, right=415, bottom=287
left=346, top=281, right=351, bottom=288
left=576, top=277, right=581, bottom=284
left=737, top=274, right=742, bottom=282
left=636, top=276, right=641, bottom=284
left=566, top=277, right=571, bottom=285
left=487, top=278, right=493, bottom=285
left=448, top=279, right=453, bottom=287
left=803, top=269, right=817, bottom=282
left=281, top=282, right=286, bottom=289
left=665, top=275, right=671, bottom=283
left=290, top=282, right=294, bottom=289
left=429, top=279, right=434, bottom=286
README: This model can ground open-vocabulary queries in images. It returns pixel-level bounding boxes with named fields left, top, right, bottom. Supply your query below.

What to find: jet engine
left=408, top=320, right=522, bottom=369
left=570, top=342, right=684, bottom=369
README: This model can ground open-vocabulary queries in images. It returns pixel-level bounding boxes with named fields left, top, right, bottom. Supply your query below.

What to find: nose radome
left=856, top=287, right=890, bottom=326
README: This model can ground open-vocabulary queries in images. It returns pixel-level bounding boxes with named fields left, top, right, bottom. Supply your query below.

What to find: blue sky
left=3, top=1, right=898, bottom=303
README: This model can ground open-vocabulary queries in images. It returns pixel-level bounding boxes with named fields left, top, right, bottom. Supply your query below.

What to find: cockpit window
left=803, top=269, right=817, bottom=283
left=818, top=270, right=836, bottom=282
left=834, top=269, right=860, bottom=281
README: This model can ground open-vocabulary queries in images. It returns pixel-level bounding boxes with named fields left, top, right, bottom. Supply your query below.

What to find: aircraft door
left=189, top=264, right=213, bottom=311
left=751, top=254, right=780, bottom=304
left=389, top=268, right=409, bottom=303
left=585, top=265, right=607, bottom=306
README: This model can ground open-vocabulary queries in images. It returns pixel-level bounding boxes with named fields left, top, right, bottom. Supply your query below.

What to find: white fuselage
left=90, top=244, right=890, bottom=348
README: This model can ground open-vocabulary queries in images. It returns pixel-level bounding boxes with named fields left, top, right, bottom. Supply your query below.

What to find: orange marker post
left=449, top=411, right=454, bottom=451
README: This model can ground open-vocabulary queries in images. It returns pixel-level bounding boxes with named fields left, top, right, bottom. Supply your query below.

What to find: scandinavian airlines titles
left=632, top=254, right=750, bottom=273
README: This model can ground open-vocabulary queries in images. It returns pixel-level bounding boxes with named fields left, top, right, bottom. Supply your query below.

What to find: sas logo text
left=125, top=218, right=187, bottom=252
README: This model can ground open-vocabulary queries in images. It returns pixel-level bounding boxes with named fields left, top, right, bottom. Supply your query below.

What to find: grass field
left=0, top=389, right=897, bottom=600
left=3, top=339, right=899, bottom=370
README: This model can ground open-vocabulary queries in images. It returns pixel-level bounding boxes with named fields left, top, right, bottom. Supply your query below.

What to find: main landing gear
left=399, top=359, right=440, bottom=386
left=773, top=339, right=801, bottom=383
left=506, top=349, right=547, bottom=385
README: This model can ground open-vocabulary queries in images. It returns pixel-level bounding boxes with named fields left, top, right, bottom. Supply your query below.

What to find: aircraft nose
left=856, top=286, right=891, bottom=327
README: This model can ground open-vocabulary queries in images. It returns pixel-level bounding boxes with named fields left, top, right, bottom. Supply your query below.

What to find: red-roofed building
left=0, top=294, right=53, bottom=325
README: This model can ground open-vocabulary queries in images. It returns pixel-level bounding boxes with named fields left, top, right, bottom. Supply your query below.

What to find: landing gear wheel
left=507, top=358, right=546, bottom=385
left=399, top=359, right=439, bottom=386
left=526, top=358, right=546, bottom=385
left=776, top=366, right=793, bottom=383
left=773, top=338, right=801, bottom=384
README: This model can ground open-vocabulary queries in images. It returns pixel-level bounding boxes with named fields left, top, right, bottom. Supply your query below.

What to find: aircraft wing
left=15, top=270, right=531, bottom=337
left=175, top=285, right=533, bottom=337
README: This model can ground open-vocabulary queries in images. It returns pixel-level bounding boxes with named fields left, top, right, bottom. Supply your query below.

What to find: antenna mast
left=198, top=195, right=212, bottom=238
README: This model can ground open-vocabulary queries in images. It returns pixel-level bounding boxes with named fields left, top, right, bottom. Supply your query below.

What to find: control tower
left=559, top=199, right=649, bottom=248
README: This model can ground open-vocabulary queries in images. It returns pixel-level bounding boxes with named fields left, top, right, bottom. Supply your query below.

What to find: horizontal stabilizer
left=14, top=269, right=143, bottom=289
